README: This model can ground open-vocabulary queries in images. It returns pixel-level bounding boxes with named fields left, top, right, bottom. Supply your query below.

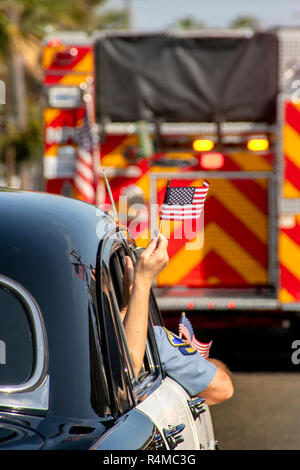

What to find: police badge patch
left=163, top=328, right=197, bottom=355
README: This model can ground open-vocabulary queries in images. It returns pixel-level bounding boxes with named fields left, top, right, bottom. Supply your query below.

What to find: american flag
left=178, top=312, right=212, bottom=359
left=74, top=112, right=96, bottom=204
left=73, top=263, right=85, bottom=281
left=160, top=180, right=210, bottom=221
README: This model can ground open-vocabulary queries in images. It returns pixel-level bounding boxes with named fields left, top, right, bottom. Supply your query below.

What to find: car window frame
left=99, top=266, right=136, bottom=417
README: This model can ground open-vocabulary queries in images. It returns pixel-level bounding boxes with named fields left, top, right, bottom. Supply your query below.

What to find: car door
left=163, top=374, right=216, bottom=450
left=99, top=235, right=205, bottom=450
left=146, top=263, right=216, bottom=450
left=142, top=292, right=216, bottom=450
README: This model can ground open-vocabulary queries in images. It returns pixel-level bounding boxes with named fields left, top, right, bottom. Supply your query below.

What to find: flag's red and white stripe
left=190, top=337, right=213, bottom=359
left=74, top=148, right=95, bottom=204
left=74, top=111, right=96, bottom=204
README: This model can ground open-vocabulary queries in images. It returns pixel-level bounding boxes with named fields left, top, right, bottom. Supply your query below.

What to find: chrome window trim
left=0, top=376, right=50, bottom=411
left=0, top=275, right=49, bottom=397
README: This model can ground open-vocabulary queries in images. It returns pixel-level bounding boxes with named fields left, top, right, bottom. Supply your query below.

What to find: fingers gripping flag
left=160, top=180, right=210, bottom=221
left=179, top=312, right=212, bottom=359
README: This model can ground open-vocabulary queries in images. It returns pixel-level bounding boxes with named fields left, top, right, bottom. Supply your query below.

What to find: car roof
left=0, top=187, right=114, bottom=238
left=0, top=189, right=116, bottom=274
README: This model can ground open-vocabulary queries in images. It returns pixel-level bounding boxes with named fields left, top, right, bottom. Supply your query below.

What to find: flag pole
left=103, top=170, right=118, bottom=221
left=159, top=179, right=171, bottom=234
left=103, top=170, right=129, bottom=246
left=178, top=311, right=186, bottom=339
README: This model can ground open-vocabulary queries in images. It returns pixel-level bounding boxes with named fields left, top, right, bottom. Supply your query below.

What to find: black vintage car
left=0, top=189, right=215, bottom=450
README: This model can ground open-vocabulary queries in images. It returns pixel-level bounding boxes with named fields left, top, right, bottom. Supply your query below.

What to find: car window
left=100, top=273, right=135, bottom=416
left=0, top=286, right=34, bottom=386
left=0, top=276, right=49, bottom=411
left=149, top=290, right=164, bottom=327
left=88, top=301, right=112, bottom=419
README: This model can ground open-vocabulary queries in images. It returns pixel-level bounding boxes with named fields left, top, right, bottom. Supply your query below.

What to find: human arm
left=195, top=358, right=233, bottom=405
left=122, top=235, right=169, bottom=376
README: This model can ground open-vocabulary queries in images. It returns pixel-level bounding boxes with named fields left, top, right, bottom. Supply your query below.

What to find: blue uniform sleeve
left=153, top=325, right=217, bottom=396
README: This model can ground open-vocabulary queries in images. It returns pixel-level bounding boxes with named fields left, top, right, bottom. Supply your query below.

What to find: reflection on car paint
left=0, top=340, right=6, bottom=365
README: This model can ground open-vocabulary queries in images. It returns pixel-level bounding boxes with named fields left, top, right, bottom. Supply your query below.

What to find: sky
left=101, top=0, right=300, bottom=29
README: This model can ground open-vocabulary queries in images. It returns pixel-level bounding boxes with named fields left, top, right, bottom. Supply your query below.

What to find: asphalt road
left=210, top=372, right=300, bottom=450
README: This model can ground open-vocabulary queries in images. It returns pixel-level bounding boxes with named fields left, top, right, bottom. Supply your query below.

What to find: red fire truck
left=42, top=29, right=300, bottom=328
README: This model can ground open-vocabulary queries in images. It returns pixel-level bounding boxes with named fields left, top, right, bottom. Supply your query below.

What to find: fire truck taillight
left=227, top=302, right=236, bottom=309
left=47, top=38, right=62, bottom=47
left=53, top=48, right=78, bottom=66
left=192, top=139, right=215, bottom=152
left=200, top=152, right=224, bottom=170
left=247, top=138, right=269, bottom=152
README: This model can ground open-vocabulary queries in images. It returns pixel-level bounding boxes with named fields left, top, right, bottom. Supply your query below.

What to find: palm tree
left=229, top=15, right=262, bottom=30
left=0, top=0, right=110, bottom=130
left=169, top=16, right=205, bottom=30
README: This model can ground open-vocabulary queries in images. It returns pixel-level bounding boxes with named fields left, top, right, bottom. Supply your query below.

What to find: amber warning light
left=192, top=139, right=215, bottom=152
left=200, top=152, right=224, bottom=170
left=247, top=138, right=269, bottom=152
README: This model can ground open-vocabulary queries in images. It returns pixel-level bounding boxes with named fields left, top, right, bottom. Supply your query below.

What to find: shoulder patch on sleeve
left=163, top=327, right=197, bottom=356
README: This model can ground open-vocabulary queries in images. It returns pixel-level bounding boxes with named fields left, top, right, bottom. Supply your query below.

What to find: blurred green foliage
left=229, top=14, right=262, bottom=29
left=0, top=103, right=42, bottom=162
left=169, top=16, right=205, bottom=30
left=0, top=0, right=127, bottom=178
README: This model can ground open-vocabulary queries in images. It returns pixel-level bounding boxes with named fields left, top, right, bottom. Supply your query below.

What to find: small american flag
left=74, top=111, right=96, bottom=204
left=160, top=180, right=209, bottom=221
left=179, top=312, right=212, bottom=359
